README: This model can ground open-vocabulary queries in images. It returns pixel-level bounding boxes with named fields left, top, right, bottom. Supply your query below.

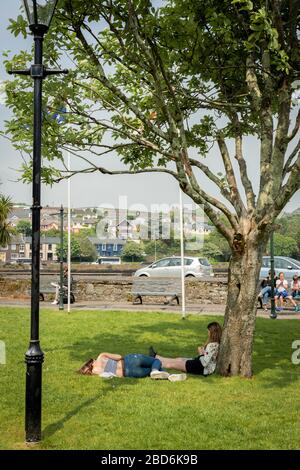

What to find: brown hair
left=77, top=358, right=94, bottom=375
left=205, top=322, right=222, bottom=346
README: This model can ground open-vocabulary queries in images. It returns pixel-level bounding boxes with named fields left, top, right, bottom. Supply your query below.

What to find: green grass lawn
left=0, top=307, right=300, bottom=450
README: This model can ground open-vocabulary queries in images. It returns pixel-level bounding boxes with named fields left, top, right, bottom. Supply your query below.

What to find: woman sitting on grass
left=149, top=321, right=222, bottom=377
left=78, top=352, right=185, bottom=381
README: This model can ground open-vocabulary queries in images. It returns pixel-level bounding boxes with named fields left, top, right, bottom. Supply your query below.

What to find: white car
left=134, top=256, right=214, bottom=278
left=260, top=256, right=300, bottom=280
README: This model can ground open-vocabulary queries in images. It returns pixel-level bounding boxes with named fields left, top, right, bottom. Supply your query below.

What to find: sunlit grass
left=0, top=307, right=299, bottom=450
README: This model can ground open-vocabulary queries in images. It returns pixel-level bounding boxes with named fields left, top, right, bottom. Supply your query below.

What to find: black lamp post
left=59, top=205, right=64, bottom=311
left=270, top=230, right=277, bottom=319
left=52, top=205, right=64, bottom=310
left=53, top=206, right=65, bottom=310
left=8, top=0, right=68, bottom=442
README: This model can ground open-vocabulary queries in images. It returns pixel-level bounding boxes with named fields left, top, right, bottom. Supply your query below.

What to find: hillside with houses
left=0, top=204, right=214, bottom=264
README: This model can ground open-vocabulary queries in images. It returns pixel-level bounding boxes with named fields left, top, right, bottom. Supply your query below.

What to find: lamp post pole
left=59, top=205, right=64, bottom=311
left=52, top=206, right=65, bottom=310
left=8, top=0, right=68, bottom=442
left=270, top=230, right=277, bottom=319
left=25, top=24, right=45, bottom=442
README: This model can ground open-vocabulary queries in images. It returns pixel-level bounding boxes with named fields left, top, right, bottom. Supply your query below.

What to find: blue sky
left=0, top=1, right=299, bottom=214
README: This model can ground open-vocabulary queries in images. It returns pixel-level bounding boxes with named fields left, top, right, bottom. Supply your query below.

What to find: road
left=0, top=267, right=228, bottom=280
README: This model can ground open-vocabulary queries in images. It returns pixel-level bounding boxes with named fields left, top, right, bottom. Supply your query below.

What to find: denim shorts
left=275, top=289, right=288, bottom=298
left=123, top=354, right=162, bottom=378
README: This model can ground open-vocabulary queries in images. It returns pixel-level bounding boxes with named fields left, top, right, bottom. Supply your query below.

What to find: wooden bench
left=26, top=285, right=56, bottom=301
left=132, top=277, right=182, bottom=305
left=257, top=293, right=300, bottom=310
left=39, top=286, right=56, bottom=302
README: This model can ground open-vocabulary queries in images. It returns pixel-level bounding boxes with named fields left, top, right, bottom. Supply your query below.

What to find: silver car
left=134, top=256, right=214, bottom=278
left=260, top=256, right=300, bottom=281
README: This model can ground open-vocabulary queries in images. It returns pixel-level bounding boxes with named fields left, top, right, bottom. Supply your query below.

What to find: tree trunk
left=216, top=229, right=268, bottom=378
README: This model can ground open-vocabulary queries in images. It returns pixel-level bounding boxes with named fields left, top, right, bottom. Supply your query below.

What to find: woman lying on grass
left=150, top=321, right=222, bottom=377
left=78, top=352, right=186, bottom=381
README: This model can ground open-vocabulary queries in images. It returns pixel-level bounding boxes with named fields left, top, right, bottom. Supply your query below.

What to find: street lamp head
left=23, top=0, right=58, bottom=33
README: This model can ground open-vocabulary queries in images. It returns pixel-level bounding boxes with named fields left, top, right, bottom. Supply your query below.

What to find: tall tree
left=76, top=233, right=98, bottom=261
left=3, top=0, right=300, bottom=376
left=57, top=233, right=80, bottom=261
left=121, top=241, right=145, bottom=262
left=0, top=195, right=13, bottom=247
left=57, top=232, right=97, bottom=261
left=273, top=233, right=298, bottom=257
left=16, top=220, right=32, bottom=237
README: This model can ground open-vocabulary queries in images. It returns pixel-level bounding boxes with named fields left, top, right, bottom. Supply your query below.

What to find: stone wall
left=185, top=279, right=227, bottom=305
left=0, top=276, right=228, bottom=304
left=0, top=277, right=30, bottom=298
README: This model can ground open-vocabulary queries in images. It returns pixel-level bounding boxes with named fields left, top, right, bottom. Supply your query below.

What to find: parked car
left=134, top=256, right=214, bottom=278
left=97, top=257, right=121, bottom=265
left=260, top=256, right=300, bottom=281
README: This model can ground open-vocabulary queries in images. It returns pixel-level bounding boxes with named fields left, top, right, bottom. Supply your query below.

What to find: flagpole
left=179, top=188, right=186, bottom=319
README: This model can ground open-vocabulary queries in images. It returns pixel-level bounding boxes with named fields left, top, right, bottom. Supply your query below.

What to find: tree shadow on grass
left=65, top=316, right=300, bottom=388
left=41, top=317, right=203, bottom=441
left=67, top=318, right=208, bottom=365
left=41, top=317, right=205, bottom=442
left=45, top=313, right=300, bottom=391
left=42, top=378, right=138, bottom=440
left=256, top=364, right=299, bottom=390
left=252, top=321, right=300, bottom=388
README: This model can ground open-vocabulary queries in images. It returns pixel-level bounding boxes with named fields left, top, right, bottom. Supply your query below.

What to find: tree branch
left=283, top=138, right=300, bottom=178
left=65, top=101, right=172, bottom=159
left=275, top=152, right=300, bottom=211
left=270, top=78, right=292, bottom=194
left=189, top=157, right=232, bottom=201
left=230, top=112, right=256, bottom=211
left=217, top=135, right=246, bottom=216
left=73, top=24, right=170, bottom=143
left=174, top=154, right=239, bottom=232
left=245, top=56, right=262, bottom=112
left=57, top=165, right=178, bottom=181
left=287, top=108, right=300, bottom=142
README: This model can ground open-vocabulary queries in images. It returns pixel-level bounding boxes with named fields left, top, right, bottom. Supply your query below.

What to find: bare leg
left=156, top=354, right=190, bottom=372
left=288, top=295, right=297, bottom=307
left=50, top=283, right=59, bottom=304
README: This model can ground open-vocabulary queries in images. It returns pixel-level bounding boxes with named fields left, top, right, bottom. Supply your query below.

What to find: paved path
left=0, top=298, right=299, bottom=319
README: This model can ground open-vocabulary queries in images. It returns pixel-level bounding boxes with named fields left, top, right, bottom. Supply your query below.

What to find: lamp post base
left=269, top=313, right=277, bottom=319
left=25, top=342, right=44, bottom=443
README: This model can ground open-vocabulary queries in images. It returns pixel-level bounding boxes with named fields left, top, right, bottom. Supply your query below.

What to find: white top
left=290, top=280, right=300, bottom=290
left=199, top=342, right=219, bottom=375
left=276, top=279, right=288, bottom=292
